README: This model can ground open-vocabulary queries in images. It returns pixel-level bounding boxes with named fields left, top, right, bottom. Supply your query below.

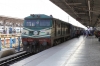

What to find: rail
left=0, top=51, right=34, bottom=66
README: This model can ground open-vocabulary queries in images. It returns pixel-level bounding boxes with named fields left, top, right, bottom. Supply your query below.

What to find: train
left=22, top=14, right=83, bottom=53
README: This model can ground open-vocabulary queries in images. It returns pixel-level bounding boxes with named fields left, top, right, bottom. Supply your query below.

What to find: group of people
left=82, top=27, right=95, bottom=37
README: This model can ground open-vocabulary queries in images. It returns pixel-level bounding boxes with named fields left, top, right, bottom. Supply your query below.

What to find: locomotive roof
left=24, top=14, right=53, bottom=19
left=25, top=14, right=71, bottom=25
left=24, top=14, right=84, bottom=28
left=55, top=18, right=70, bottom=24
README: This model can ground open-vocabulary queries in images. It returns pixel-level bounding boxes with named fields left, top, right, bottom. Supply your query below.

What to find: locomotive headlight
left=34, top=31, right=38, bottom=35
left=46, top=32, right=50, bottom=35
left=23, top=32, right=26, bottom=34
left=23, top=30, right=29, bottom=35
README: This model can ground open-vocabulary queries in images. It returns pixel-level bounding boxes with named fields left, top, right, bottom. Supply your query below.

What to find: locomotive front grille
left=29, top=31, right=34, bottom=35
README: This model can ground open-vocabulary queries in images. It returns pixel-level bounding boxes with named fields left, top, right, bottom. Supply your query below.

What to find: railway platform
left=0, top=34, right=23, bottom=59
left=11, top=36, right=100, bottom=66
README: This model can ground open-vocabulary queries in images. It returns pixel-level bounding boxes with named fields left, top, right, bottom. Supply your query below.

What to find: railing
left=0, top=34, right=22, bottom=51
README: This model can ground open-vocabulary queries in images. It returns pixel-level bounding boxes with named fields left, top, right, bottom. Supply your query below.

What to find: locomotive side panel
left=51, top=19, right=63, bottom=45
left=52, top=19, right=62, bottom=37
left=51, top=18, right=71, bottom=44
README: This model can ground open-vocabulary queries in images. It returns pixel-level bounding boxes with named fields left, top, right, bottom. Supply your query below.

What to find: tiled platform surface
left=11, top=36, right=100, bottom=66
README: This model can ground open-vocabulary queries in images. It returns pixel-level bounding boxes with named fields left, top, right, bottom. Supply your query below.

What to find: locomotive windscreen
left=25, top=20, right=38, bottom=27
left=25, top=20, right=51, bottom=27
left=39, top=20, right=51, bottom=26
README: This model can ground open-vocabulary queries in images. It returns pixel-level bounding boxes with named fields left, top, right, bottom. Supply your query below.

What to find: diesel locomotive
left=22, top=14, right=83, bottom=53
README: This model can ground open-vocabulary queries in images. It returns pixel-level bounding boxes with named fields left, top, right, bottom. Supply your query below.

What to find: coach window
left=57, top=21, right=60, bottom=28
left=58, top=23, right=61, bottom=34
left=63, top=24, right=65, bottom=34
left=58, top=23, right=60, bottom=28
left=66, top=27, right=68, bottom=34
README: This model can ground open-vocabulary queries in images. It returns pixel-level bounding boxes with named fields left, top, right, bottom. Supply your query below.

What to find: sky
left=0, top=0, right=87, bottom=29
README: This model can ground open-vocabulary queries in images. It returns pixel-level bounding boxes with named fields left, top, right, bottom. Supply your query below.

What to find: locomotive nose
left=42, top=41, right=47, bottom=46
left=32, top=41, right=38, bottom=45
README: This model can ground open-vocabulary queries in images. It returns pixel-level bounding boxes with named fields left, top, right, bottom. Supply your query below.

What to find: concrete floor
left=11, top=36, right=100, bottom=66
left=67, top=36, right=100, bottom=66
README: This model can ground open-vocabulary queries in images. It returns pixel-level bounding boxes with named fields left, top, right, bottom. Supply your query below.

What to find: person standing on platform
left=83, top=30, right=86, bottom=36
left=86, top=30, right=89, bottom=37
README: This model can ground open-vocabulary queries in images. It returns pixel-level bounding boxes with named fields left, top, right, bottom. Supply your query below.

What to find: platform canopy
left=0, top=16, right=23, bottom=27
left=50, top=0, right=100, bottom=27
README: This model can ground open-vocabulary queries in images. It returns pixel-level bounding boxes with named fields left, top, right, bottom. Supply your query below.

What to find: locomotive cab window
left=25, top=20, right=38, bottom=27
left=24, top=19, right=51, bottom=27
left=39, top=20, right=51, bottom=27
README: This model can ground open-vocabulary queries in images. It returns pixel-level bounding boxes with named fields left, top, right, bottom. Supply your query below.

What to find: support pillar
left=10, top=37, right=12, bottom=48
left=14, top=23, right=16, bottom=34
left=18, top=36, right=21, bottom=51
left=3, top=20, right=6, bottom=34
left=4, top=37, right=6, bottom=46
left=20, top=22, right=22, bottom=33
left=0, top=38, right=1, bottom=51
left=9, top=22, right=12, bottom=34
left=12, top=23, right=15, bottom=34
left=6, top=22, right=9, bottom=34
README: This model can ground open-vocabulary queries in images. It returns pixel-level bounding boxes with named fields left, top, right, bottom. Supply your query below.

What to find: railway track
left=0, top=51, right=34, bottom=66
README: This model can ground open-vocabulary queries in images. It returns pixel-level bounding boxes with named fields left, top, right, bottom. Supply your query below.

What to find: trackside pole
left=0, top=38, right=1, bottom=51
left=4, top=38, right=6, bottom=46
